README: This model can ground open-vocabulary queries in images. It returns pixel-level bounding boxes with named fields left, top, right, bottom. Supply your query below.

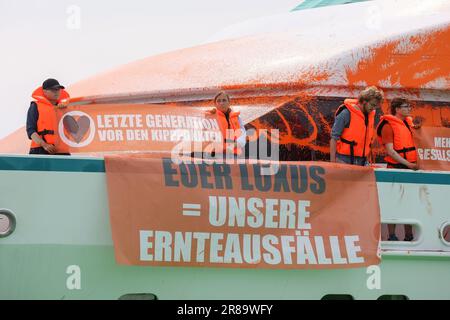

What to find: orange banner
left=55, top=104, right=222, bottom=153
left=414, top=126, right=450, bottom=171
left=105, top=155, right=381, bottom=269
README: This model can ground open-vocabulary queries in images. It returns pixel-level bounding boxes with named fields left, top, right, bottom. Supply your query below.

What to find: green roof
left=292, top=0, right=370, bottom=11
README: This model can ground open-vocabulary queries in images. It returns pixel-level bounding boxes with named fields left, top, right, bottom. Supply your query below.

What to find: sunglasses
left=400, top=104, right=412, bottom=109
left=216, top=99, right=228, bottom=103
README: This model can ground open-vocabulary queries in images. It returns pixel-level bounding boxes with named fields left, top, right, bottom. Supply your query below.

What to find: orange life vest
left=335, top=98, right=375, bottom=162
left=376, top=114, right=417, bottom=164
left=213, top=108, right=244, bottom=155
left=30, top=86, right=70, bottom=149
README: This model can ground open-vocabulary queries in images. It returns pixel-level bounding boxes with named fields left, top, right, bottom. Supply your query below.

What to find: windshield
left=292, top=0, right=371, bottom=11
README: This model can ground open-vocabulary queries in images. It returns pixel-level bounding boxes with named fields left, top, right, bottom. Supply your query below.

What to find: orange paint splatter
left=346, top=26, right=450, bottom=89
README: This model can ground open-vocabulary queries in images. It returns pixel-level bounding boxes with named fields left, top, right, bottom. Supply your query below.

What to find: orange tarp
left=105, top=155, right=381, bottom=269
left=414, top=126, right=450, bottom=171
left=55, top=104, right=223, bottom=154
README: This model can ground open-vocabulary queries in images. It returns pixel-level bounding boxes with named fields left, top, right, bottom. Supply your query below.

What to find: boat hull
left=0, top=155, right=449, bottom=299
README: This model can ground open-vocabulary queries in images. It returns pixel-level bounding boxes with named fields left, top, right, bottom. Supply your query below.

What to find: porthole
left=440, top=222, right=450, bottom=245
left=0, top=209, right=16, bottom=238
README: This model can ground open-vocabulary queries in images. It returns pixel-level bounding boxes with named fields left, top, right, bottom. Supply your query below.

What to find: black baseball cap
left=42, top=78, right=65, bottom=90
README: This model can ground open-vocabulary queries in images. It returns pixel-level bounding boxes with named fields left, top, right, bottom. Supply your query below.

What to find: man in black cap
left=26, top=78, right=71, bottom=155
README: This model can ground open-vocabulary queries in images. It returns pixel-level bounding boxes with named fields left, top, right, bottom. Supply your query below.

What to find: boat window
left=441, top=223, right=450, bottom=245
left=381, top=223, right=419, bottom=242
left=292, top=0, right=370, bottom=11
left=0, top=209, right=15, bottom=238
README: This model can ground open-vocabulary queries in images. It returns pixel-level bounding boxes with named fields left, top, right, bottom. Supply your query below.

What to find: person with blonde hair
left=330, top=86, right=384, bottom=165
left=210, top=91, right=246, bottom=157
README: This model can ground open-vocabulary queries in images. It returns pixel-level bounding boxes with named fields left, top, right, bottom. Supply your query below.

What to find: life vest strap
left=394, top=146, right=416, bottom=152
left=37, top=129, right=55, bottom=136
left=340, top=137, right=357, bottom=165
left=37, top=129, right=55, bottom=144
left=340, top=137, right=357, bottom=145
left=394, top=146, right=416, bottom=159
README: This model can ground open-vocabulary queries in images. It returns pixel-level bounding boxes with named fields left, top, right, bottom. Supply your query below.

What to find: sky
left=0, top=0, right=301, bottom=139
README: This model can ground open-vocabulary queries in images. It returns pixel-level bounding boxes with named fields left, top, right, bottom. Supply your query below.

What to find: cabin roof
left=69, top=0, right=449, bottom=102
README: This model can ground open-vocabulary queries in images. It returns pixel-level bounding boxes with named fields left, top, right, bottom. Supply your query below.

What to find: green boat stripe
left=0, top=156, right=105, bottom=173
left=375, top=170, right=450, bottom=185
left=0, top=156, right=449, bottom=185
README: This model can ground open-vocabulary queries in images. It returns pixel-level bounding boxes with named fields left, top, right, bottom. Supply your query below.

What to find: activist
left=376, top=98, right=420, bottom=170
left=330, top=86, right=384, bottom=166
left=209, top=91, right=247, bottom=157
left=26, top=78, right=70, bottom=155
left=376, top=98, right=421, bottom=242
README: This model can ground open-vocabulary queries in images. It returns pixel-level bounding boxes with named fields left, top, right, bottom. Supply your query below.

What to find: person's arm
left=26, top=102, right=56, bottom=154
left=26, top=102, right=38, bottom=140
left=29, top=133, right=55, bottom=154
left=330, top=108, right=350, bottom=162
left=56, top=98, right=69, bottom=109
left=385, top=143, right=418, bottom=170
left=30, top=132, right=45, bottom=147
left=236, top=116, right=247, bottom=148
left=330, top=138, right=337, bottom=162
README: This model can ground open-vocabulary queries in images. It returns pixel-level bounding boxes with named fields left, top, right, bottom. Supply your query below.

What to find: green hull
left=1, top=155, right=449, bottom=299
left=1, top=245, right=450, bottom=300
